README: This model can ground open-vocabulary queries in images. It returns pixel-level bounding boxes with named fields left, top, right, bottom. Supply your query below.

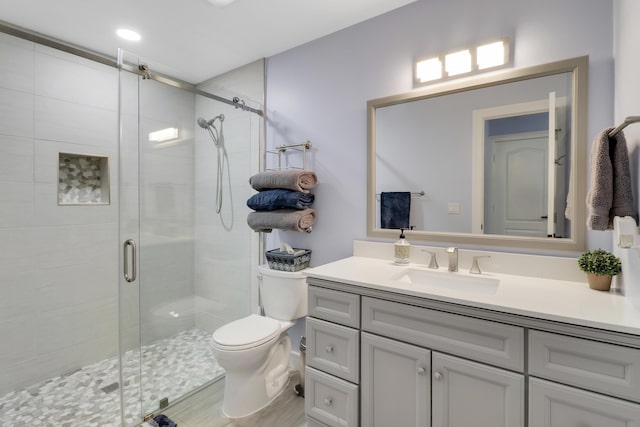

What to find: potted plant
left=577, top=249, right=622, bottom=291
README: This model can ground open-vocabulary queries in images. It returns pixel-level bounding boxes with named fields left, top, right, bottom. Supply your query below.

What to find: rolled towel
left=247, top=189, right=315, bottom=211
left=247, top=208, right=316, bottom=233
left=249, top=170, right=317, bottom=193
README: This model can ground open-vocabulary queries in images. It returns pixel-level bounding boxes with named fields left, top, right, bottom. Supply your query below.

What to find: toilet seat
left=212, top=314, right=281, bottom=351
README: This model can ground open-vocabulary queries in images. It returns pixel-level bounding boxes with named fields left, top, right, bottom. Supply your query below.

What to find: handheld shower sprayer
left=197, top=114, right=227, bottom=214
left=197, top=115, right=225, bottom=147
left=197, top=114, right=225, bottom=130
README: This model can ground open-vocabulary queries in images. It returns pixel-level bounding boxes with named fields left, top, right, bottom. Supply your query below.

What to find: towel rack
left=266, top=141, right=312, bottom=171
left=609, top=116, right=640, bottom=137
left=376, top=191, right=425, bottom=201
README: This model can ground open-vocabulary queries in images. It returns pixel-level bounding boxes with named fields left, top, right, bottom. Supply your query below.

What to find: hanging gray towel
left=249, top=170, right=317, bottom=193
left=587, top=128, right=636, bottom=230
left=380, top=192, right=411, bottom=229
left=247, top=208, right=316, bottom=233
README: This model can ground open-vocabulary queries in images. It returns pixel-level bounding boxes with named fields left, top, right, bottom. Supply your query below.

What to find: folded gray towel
left=249, top=170, right=317, bottom=193
left=247, top=208, right=316, bottom=233
left=587, top=128, right=636, bottom=230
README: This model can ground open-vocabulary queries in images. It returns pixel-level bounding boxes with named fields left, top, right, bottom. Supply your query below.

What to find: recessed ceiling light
left=116, top=28, right=141, bottom=42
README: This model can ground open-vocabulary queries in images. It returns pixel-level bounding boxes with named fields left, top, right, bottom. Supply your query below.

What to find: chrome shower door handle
left=124, top=239, right=137, bottom=283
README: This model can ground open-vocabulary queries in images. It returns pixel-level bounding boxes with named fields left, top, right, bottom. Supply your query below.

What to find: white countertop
left=304, top=256, right=640, bottom=336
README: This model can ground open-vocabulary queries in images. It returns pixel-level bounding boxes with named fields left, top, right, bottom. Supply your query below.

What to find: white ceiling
left=0, top=0, right=416, bottom=83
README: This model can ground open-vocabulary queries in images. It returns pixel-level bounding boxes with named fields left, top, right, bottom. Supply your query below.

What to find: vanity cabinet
left=528, top=330, right=640, bottom=426
left=360, top=297, right=525, bottom=427
left=529, top=378, right=640, bottom=427
left=305, top=281, right=640, bottom=427
left=431, top=352, right=524, bottom=427
left=306, top=286, right=361, bottom=427
left=360, top=332, right=431, bottom=426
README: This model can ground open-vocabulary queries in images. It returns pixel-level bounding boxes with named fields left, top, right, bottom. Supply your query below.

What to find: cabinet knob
left=417, top=367, right=426, bottom=375
left=325, top=345, right=334, bottom=353
left=325, top=397, right=333, bottom=406
left=433, top=371, right=443, bottom=381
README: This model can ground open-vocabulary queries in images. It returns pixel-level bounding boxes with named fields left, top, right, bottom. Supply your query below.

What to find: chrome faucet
left=446, top=247, right=458, bottom=272
left=421, top=250, right=439, bottom=269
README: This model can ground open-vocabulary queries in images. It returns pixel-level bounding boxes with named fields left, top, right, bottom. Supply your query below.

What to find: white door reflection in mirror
left=486, top=131, right=548, bottom=236
left=472, top=94, right=568, bottom=238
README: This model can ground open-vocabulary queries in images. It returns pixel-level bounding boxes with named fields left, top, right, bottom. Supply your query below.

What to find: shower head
left=197, top=117, right=209, bottom=129
left=196, top=114, right=225, bottom=129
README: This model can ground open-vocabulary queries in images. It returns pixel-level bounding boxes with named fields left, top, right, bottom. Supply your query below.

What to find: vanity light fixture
left=415, top=38, right=510, bottom=86
left=116, top=28, right=141, bottom=42
left=415, top=57, right=443, bottom=83
left=445, top=49, right=472, bottom=76
left=148, top=127, right=179, bottom=142
left=477, top=40, right=507, bottom=70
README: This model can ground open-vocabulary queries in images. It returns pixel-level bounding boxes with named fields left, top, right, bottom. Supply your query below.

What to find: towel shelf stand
left=266, top=141, right=312, bottom=171
left=609, top=116, right=640, bottom=137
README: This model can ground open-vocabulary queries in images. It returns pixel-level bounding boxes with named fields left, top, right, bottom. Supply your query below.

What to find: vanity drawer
left=307, top=317, right=360, bottom=383
left=529, top=330, right=640, bottom=402
left=308, top=286, right=360, bottom=328
left=362, top=296, right=524, bottom=371
left=305, top=366, right=359, bottom=427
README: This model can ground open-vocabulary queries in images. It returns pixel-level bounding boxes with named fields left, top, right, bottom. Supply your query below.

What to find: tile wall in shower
left=0, top=32, right=119, bottom=396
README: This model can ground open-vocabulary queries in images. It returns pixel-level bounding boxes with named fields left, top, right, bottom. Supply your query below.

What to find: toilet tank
left=258, top=264, right=307, bottom=321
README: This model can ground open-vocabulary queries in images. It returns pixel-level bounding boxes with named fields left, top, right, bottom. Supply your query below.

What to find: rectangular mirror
left=368, top=56, right=587, bottom=251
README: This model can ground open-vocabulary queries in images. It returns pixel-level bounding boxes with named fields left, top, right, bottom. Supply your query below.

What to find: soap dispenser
left=394, top=228, right=410, bottom=265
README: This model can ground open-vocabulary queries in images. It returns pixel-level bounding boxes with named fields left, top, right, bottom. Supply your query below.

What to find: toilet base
left=221, top=374, right=290, bottom=419
left=218, top=335, right=292, bottom=418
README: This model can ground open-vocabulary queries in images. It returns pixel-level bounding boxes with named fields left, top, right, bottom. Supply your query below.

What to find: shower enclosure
left=118, top=50, right=263, bottom=423
left=0, top=26, right=262, bottom=426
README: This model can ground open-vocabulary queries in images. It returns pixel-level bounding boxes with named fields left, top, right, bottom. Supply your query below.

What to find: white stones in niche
left=57, top=153, right=110, bottom=205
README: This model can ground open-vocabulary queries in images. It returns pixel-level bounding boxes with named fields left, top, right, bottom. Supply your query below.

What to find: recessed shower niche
left=58, top=152, right=110, bottom=205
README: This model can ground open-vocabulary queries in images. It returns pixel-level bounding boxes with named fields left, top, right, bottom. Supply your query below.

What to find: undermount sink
left=392, top=268, right=500, bottom=295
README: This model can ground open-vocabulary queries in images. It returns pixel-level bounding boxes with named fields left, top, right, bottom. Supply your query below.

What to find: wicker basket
left=265, top=248, right=312, bottom=272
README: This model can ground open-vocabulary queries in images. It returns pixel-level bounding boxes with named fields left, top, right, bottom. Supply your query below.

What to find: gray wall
left=265, top=0, right=615, bottom=265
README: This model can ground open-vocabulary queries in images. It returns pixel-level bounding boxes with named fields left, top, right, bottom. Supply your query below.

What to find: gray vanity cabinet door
left=361, top=332, right=431, bottom=427
left=529, top=378, right=640, bottom=427
left=432, top=353, right=524, bottom=427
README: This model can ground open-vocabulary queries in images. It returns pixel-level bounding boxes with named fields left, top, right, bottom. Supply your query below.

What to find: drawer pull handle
left=433, top=371, right=443, bottom=381
left=417, top=367, right=426, bottom=375
left=325, top=397, right=333, bottom=406
left=325, top=345, right=334, bottom=353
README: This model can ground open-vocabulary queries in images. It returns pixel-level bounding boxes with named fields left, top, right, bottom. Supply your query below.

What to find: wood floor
left=160, top=371, right=307, bottom=427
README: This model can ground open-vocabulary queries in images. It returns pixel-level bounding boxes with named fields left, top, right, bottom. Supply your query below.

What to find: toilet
left=210, top=264, right=307, bottom=418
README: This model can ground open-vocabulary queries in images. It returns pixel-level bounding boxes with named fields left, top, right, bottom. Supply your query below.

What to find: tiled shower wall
left=0, top=32, right=119, bottom=395
left=193, top=60, right=264, bottom=334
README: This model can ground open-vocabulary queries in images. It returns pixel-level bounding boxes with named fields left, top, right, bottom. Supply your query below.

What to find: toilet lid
left=212, top=314, right=281, bottom=350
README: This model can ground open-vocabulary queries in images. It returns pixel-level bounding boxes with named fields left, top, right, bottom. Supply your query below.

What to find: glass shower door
left=118, top=49, right=260, bottom=425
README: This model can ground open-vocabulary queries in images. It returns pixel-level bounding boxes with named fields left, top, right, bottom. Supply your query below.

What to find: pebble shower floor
left=0, top=329, right=224, bottom=426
